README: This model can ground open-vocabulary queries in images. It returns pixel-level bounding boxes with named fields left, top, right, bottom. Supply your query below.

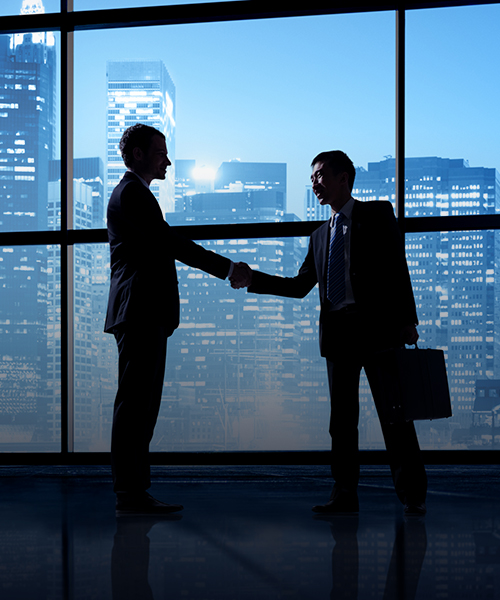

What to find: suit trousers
left=324, top=308, right=427, bottom=505
left=111, top=324, right=169, bottom=493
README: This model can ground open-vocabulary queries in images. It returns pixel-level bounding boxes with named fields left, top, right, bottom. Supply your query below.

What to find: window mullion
left=61, top=0, right=75, bottom=454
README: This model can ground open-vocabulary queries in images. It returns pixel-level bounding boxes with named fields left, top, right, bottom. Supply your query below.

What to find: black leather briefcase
left=366, top=345, right=452, bottom=424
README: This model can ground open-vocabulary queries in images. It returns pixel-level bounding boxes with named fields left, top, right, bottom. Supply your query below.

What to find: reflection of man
left=105, top=124, right=250, bottom=515
left=245, top=151, right=427, bottom=515
left=317, top=515, right=427, bottom=600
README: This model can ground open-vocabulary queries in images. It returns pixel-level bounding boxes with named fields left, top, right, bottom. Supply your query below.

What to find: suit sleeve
left=115, top=180, right=231, bottom=280
left=248, top=237, right=318, bottom=299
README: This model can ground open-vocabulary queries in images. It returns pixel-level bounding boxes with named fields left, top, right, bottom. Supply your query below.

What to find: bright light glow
left=192, top=166, right=216, bottom=181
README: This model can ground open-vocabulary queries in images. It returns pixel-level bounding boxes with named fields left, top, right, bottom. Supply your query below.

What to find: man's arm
left=245, top=240, right=318, bottom=299
left=114, top=179, right=232, bottom=280
left=169, top=231, right=231, bottom=280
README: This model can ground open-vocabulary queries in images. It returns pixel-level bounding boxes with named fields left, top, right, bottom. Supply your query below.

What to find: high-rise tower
left=0, top=0, right=56, bottom=446
left=106, top=61, right=176, bottom=214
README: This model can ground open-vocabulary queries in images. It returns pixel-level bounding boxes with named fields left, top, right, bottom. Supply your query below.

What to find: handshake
left=229, top=261, right=253, bottom=289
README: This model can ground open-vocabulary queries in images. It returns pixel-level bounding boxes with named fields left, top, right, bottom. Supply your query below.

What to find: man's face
left=136, top=134, right=171, bottom=183
left=311, top=161, right=346, bottom=209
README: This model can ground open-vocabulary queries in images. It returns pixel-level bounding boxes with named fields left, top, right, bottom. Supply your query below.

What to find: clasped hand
left=229, top=262, right=252, bottom=289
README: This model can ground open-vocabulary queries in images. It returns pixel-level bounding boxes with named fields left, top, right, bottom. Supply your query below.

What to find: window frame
left=0, top=0, right=499, bottom=463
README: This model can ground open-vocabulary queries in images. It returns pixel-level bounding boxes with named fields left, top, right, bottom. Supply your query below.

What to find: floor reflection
left=0, top=466, right=498, bottom=600
left=383, top=518, right=427, bottom=600
left=112, top=516, right=182, bottom=600
left=300, top=514, right=426, bottom=600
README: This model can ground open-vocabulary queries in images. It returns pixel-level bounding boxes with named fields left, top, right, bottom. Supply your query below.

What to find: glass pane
left=0, top=245, right=60, bottom=451
left=159, top=236, right=329, bottom=452
left=49, top=158, right=105, bottom=229
left=74, top=243, right=115, bottom=451
left=0, top=28, right=60, bottom=232
left=406, top=4, right=500, bottom=216
left=74, top=237, right=333, bottom=452
left=0, top=0, right=58, bottom=16
left=74, top=12, right=394, bottom=224
left=406, top=230, right=500, bottom=449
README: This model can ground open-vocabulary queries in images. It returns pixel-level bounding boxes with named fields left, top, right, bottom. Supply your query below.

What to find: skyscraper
left=48, top=158, right=108, bottom=448
left=0, top=0, right=56, bottom=447
left=106, top=61, right=176, bottom=214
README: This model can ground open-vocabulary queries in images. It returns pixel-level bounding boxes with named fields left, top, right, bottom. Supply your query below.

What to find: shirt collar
left=128, top=170, right=150, bottom=189
left=330, top=196, right=355, bottom=226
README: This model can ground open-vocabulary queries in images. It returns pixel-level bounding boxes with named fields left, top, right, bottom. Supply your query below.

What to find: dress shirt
left=329, top=196, right=355, bottom=311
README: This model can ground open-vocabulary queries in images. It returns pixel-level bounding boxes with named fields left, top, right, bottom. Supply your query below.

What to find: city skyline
left=1, top=0, right=500, bottom=452
left=1, top=1, right=498, bottom=219
left=28, top=1, right=500, bottom=220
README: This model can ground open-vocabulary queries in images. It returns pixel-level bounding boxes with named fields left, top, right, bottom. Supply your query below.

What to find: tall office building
left=0, top=1, right=56, bottom=447
left=175, top=159, right=197, bottom=211
left=214, top=161, right=286, bottom=196
left=106, top=61, right=176, bottom=214
left=304, top=187, right=330, bottom=221
left=47, top=158, right=109, bottom=448
left=305, top=156, right=500, bottom=448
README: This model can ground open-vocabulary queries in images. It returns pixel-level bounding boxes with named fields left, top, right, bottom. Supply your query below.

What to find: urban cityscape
left=1, top=0, right=500, bottom=453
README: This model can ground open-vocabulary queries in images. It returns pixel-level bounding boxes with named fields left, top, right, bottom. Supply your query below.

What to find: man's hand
left=401, top=324, right=419, bottom=346
left=230, top=262, right=253, bottom=289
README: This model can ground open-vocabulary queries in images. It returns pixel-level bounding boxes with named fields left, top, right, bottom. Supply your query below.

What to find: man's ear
left=132, top=146, right=143, bottom=163
left=339, top=171, right=349, bottom=187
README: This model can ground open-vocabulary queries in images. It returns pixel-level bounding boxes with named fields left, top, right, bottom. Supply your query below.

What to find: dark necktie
left=327, top=212, right=345, bottom=305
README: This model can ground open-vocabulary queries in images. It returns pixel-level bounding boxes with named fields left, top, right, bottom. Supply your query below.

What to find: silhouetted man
left=245, top=151, right=427, bottom=515
left=105, top=124, right=250, bottom=515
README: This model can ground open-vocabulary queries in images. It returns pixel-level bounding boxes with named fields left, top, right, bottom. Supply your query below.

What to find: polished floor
left=0, top=465, right=499, bottom=600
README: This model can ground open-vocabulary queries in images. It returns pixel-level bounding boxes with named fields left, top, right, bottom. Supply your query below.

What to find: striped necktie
left=327, top=212, right=345, bottom=305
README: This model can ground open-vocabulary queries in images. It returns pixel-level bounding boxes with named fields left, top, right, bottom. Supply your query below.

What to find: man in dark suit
left=105, top=123, right=250, bottom=515
left=245, top=150, right=427, bottom=515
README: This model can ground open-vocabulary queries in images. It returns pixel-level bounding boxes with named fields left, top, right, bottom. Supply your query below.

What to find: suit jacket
left=104, top=171, right=231, bottom=335
left=248, top=200, right=418, bottom=357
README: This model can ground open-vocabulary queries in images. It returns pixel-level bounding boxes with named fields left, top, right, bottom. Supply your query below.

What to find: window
left=0, top=1, right=499, bottom=457
left=0, top=245, right=60, bottom=451
left=406, top=4, right=500, bottom=216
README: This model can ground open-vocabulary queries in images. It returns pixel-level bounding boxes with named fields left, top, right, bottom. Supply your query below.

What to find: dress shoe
left=116, top=492, right=184, bottom=516
left=312, top=494, right=359, bottom=514
left=404, top=502, right=427, bottom=516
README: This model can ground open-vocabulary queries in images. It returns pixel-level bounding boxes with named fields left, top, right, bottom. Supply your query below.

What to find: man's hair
left=119, top=124, right=165, bottom=169
left=311, top=150, right=356, bottom=191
